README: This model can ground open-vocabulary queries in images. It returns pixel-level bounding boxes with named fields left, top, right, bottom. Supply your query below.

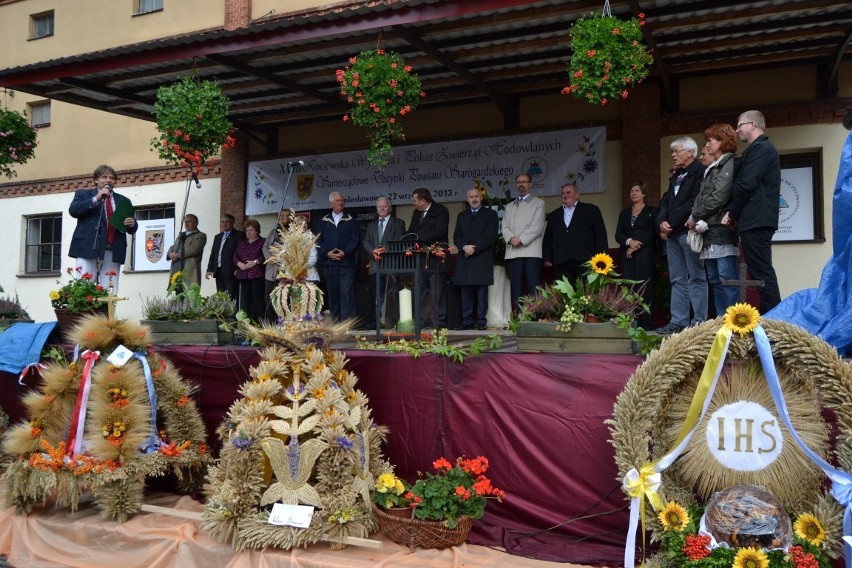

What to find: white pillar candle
left=399, top=287, right=413, bottom=323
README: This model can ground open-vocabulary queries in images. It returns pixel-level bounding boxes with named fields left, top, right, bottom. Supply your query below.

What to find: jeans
left=705, top=254, right=738, bottom=318
left=323, top=264, right=356, bottom=320
left=666, top=232, right=707, bottom=326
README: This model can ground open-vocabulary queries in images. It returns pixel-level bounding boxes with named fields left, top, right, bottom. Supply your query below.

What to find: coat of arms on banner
left=297, top=175, right=314, bottom=201
left=145, top=230, right=164, bottom=263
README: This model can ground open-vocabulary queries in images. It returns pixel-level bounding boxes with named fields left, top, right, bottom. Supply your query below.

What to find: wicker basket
left=54, top=307, right=107, bottom=341
left=373, top=504, right=473, bottom=549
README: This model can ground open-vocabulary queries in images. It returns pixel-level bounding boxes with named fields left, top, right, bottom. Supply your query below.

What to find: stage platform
left=0, top=342, right=641, bottom=567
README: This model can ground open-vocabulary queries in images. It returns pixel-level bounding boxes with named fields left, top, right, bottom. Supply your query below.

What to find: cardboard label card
left=268, top=503, right=314, bottom=528
left=107, top=345, right=134, bottom=367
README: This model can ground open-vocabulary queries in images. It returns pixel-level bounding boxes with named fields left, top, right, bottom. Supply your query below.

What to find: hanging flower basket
left=562, top=11, right=654, bottom=105
left=336, top=49, right=424, bottom=169
left=150, top=75, right=235, bottom=175
left=0, top=108, right=38, bottom=178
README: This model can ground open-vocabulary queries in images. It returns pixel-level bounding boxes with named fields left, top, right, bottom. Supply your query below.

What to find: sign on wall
left=774, top=152, right=823, bottom=243
left=245, top=127, right=607, bottom=215
left=133, top=219, right=174, bottom=271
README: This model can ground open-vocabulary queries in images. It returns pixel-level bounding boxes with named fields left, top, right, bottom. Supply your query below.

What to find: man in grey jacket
left=502, top=173, right=545, bottom=311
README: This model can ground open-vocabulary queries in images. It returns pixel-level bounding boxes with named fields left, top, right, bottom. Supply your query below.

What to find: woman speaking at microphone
left=68, top=164, right=137, bottom=292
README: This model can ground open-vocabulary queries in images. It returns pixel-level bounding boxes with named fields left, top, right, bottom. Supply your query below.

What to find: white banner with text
left=245, top=127, right=606, bottom=214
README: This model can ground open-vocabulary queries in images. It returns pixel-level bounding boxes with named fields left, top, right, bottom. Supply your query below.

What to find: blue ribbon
left=133, top=351, right=160, bottom=454
left=754, top=325, right=852, bottom=568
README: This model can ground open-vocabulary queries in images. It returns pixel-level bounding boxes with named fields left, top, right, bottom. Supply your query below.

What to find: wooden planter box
left=141, top=319, right=232, bottom=346
left=515, top=321, right=635, bottom=354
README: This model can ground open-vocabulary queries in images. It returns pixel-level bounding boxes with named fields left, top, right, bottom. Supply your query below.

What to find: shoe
left=653, top=323, right=685, bottom=335
left=473, top=324, right=487, bottom=330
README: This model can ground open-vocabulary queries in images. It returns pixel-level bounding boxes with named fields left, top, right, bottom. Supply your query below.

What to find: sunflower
left=589, top=253, right=614, bottom=275
left=724, top=303, right=760, bottom=335
left=658, top=501, right=688, bottom=531
left=170, top=271, right=182, bottom=284
left=794, top=513, right=826, bottom=546
left=733, top=547, right=769, bottom=568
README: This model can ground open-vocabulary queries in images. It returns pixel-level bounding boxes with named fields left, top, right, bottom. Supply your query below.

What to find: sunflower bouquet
left=657, top=501, right=831, bottom=568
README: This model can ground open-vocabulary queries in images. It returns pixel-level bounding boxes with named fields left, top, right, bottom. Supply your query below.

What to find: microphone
left=191, top=172, right=201, bottom=188
left=282, top=160, right=306, bottom=174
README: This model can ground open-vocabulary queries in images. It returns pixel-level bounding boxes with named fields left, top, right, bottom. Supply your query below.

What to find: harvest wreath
left=609, top=314, right=852, bottom=566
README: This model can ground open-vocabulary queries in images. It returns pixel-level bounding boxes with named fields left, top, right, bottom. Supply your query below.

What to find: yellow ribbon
left=622, top=326, right=732, bottom=565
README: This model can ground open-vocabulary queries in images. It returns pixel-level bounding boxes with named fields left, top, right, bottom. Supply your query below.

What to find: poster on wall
left=774, top=152, right=822, bottom=242
left=245, top=127, right=606, bottom=215
left=133, top=219, right=174, bottom=271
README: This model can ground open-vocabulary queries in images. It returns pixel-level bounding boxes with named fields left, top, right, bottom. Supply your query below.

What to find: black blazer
left=206, top=229, right=245, bottom=277
left=656, top=158, right=705, bottom=237
left=615, top=205, right=658, bottom=251
left=68, top=189, right=137, bottom=264
left=408, top=202, right=449, bottom=244
left=543, top=201, right=608, bottom=266
left=728, top=133, right=781, bottom=232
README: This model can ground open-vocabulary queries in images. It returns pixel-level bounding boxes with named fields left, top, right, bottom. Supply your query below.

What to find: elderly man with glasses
left=654, top=137, right=708, bottom=335
left=722, top=110, right=782, bottom=314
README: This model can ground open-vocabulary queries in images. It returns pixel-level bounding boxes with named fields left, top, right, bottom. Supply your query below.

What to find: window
left=25, top=214, right=62, bottom=273
left=135, top=0, right=163, bottom=15
left=29, top=101, right=51, bottom=127
left=30, top=11, right=54, bottom=39
left=129, top=203, right=175, bottom=269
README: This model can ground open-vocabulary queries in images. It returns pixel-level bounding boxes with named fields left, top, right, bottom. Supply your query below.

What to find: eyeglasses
left=736, top=121, right=754, bottom=129
left=672, top=148, right=686, bottom=154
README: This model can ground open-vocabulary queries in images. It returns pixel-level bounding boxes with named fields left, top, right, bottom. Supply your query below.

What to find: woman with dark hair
left=687, top=123, right=740, bottom=317
left=233, top=218, right=266, bottom=322
left=615, top=181, right=658, bottom=327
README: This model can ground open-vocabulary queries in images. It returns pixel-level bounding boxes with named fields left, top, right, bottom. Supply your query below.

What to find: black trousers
left=418, top=271, right=447, bottom=329
left=507, top=257, right=542, bottom=311
left=739, top=227, right=781, bottom=314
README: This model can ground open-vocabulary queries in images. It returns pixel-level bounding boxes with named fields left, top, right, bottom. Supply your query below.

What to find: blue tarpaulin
left=0, top=322, right=57, bottom=376
left=767, top=128, right=852, bottom=355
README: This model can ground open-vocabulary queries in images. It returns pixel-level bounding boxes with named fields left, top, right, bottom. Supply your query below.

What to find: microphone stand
left=279, top=161, right=304, bottom=208
left=92, top=186, right=110, bottom=284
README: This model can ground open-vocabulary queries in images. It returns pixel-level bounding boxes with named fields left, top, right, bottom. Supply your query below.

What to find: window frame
left=28, top=101, right=51, bottom=128
left=24, top=213, right=63, bottom=275
left=29, top=10, right=55, bottom=40
left=134, top=0, right=164, bottom=16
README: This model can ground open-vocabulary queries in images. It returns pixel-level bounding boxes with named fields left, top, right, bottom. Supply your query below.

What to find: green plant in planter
left=562, top=9, right=654, bottom=105
left=0, top=107, right=38, bottom=178
left=336, top=49, right=424, bottom=169
left=0, top=284, right=30, bottom=321
left=150, top=75, right=235, bottom=175
left=142, top=271, right=235, bottom=321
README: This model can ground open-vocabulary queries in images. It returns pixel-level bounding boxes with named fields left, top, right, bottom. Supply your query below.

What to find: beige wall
left=7, top=92, right=159, bottom=179
left=1, top=0, right=225, bottom=68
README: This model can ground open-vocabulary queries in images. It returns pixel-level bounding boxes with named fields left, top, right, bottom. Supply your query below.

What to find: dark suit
left=408, top=202, right=450, bottom=328
left=728, top=133, right=782, bottom=313
left=543, top=201, right=608, bottom=282
left=69, top=189, right=137, bottom=264
left=206, top=229, right=245, bottom=299
left=363, top=215, right=406, bottom=327
left=453, top=207, right=498, bottom=328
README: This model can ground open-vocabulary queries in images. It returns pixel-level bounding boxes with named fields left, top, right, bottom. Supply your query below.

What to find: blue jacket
left=68, top=188, right=137, bottom=264
left=317, top=212, right=360, bottom=270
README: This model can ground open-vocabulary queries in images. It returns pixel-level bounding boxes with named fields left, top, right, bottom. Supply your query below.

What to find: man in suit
left=723, top=110, right=782, bottom=313
left=363, top=196, right=406, bottom=328
left=655, top=137, right=708, bottom=334
left=318, top=191, right=361, bottom=320
left=68, top=164, right=137, bottom=291
left=408, top=187, right=450, bottom=329
left=543, top=183, right=608, bottom=283
left=503, top=173, right=546, bottom=311
left=205, top=213, right=244, bottom=300
left=167, top=213, right=207, bottom=289
left=454, top=187, right=499, bottom=330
